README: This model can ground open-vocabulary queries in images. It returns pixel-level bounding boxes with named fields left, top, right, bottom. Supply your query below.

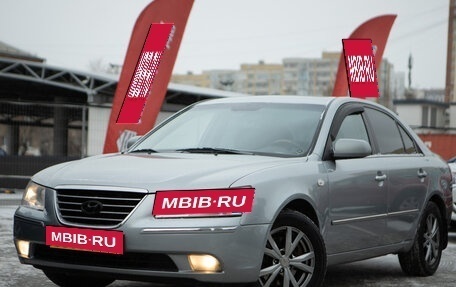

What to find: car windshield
left=131, top=101, right=325, bottom=157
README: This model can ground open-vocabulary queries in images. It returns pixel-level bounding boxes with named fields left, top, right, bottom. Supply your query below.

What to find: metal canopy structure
left=0, top=58, right=247, bottom=190
left=0, top=57, right=244, bottom=106
left=0, top=57, right=120, bottom=161
left=0, top=57, right=245, bottom=133
left=0, top=57, right=117, bottom=103
left=0, top=57, right=120, bottom=134
left=0, top=44, right=246, bottom=189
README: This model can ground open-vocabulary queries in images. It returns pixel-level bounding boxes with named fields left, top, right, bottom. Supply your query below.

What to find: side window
left=365, top=108, right=404, bottom=154
left=398, top=126, right=417, bottom=154
left=335, top=113, right=369, bottom=142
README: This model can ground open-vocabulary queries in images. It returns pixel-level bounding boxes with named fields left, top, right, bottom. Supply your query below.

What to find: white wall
left=87, top=106, right=111, bottom=156
left=451, top=104, right=456, bottom=132
left=395, top=105, right=422, bottom=127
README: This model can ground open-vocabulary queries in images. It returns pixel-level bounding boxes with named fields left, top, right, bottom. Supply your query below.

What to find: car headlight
left=21, top=182, right=46, bottom=210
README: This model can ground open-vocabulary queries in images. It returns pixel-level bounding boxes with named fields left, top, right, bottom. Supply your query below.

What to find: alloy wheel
left=423, top=213, right=440, bottom=266
left=259, top=226, right=315, bottom=287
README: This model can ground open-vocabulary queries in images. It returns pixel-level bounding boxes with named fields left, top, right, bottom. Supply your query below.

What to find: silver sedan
left=14, top=96, right=453, bottom=287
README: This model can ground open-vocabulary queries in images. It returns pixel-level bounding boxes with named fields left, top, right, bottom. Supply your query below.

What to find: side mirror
left=126, top=136, right=142, bottom=150
left=333, top=138, right=372, bottom=159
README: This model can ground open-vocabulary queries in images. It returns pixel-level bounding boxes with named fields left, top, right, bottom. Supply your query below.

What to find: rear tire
left=43, top=269, right=115, bottom=287
left=257, top=210, right=327, bottom=287
left=398, top=201, right=443, bottom=276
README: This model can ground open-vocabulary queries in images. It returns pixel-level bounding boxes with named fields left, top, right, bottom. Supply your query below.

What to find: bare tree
left=88, top=58, right=108, bottom=73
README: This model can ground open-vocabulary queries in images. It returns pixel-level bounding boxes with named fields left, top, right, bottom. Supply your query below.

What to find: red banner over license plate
left=153, top=188, right=255, bottom=216
left=46, top=226, right=124, bottom=254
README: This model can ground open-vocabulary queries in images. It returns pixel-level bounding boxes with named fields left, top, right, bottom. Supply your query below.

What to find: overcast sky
left=0, top=0, right=449, bottom=89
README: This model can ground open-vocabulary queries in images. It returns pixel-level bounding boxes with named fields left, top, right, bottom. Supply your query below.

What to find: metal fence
left=0, top=100, right=95, bottom=189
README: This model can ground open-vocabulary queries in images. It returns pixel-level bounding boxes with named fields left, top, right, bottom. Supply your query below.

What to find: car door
left=364, top=107, right=428, bottom=244
left=324, top=105, right=388, bottom=255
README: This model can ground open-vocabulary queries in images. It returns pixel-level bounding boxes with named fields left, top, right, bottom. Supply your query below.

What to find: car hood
left=32, top=153, right=292, bottom=191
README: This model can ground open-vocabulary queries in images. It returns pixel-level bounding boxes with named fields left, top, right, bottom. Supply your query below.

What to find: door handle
left=417, top=169, right=427, bottom=178
left=375, top=172, right=387, bottom=182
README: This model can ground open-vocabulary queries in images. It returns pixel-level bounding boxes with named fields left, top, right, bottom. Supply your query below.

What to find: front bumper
left=13, top=201, right=269, bottom=284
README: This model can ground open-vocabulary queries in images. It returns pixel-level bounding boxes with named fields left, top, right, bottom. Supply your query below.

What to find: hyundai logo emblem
left=81, top=200, right=103, bottom=215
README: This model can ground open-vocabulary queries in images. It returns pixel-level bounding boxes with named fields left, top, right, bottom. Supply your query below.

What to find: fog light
left=15, top=239, right=30, bottom=258
left=188, top=254, right=221, bottom=272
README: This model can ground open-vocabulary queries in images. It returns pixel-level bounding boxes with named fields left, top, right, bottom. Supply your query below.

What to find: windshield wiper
left=176, top=147, right=254, bottom=155
left=129, top=148, right=157, bottom=154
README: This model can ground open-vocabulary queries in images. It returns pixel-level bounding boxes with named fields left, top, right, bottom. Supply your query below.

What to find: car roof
left=196, top=95, right=335, bottom=106
left=196, top=95, right=386, bottom=110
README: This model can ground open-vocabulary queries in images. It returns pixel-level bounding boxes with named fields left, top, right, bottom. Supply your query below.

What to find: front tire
left=43, top=269, right=115, bottom=287
left=398, top=201, right=443, bottom=276
left=257, top=210, right=327, bottom=287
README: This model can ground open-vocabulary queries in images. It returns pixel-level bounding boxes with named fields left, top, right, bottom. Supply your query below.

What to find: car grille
left=34, top=244, right=178, bottom=272
left=55, top=188, right=146, bottom=227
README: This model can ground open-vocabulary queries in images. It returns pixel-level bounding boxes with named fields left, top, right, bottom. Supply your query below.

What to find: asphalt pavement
left=0, top=189, right=22, bottom=206
left=1, top=196, right=455, bottom=287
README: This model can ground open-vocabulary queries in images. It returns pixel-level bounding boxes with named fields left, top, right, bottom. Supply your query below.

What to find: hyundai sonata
left=14, top=96, right=453, bottom=287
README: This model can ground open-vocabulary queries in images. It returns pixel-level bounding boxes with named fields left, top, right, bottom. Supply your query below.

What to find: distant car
left=448, top=156, right=456, bottom=164
left=448, top=162, right=456, bottom=224
left=14, top=96, right=453, bottom=287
